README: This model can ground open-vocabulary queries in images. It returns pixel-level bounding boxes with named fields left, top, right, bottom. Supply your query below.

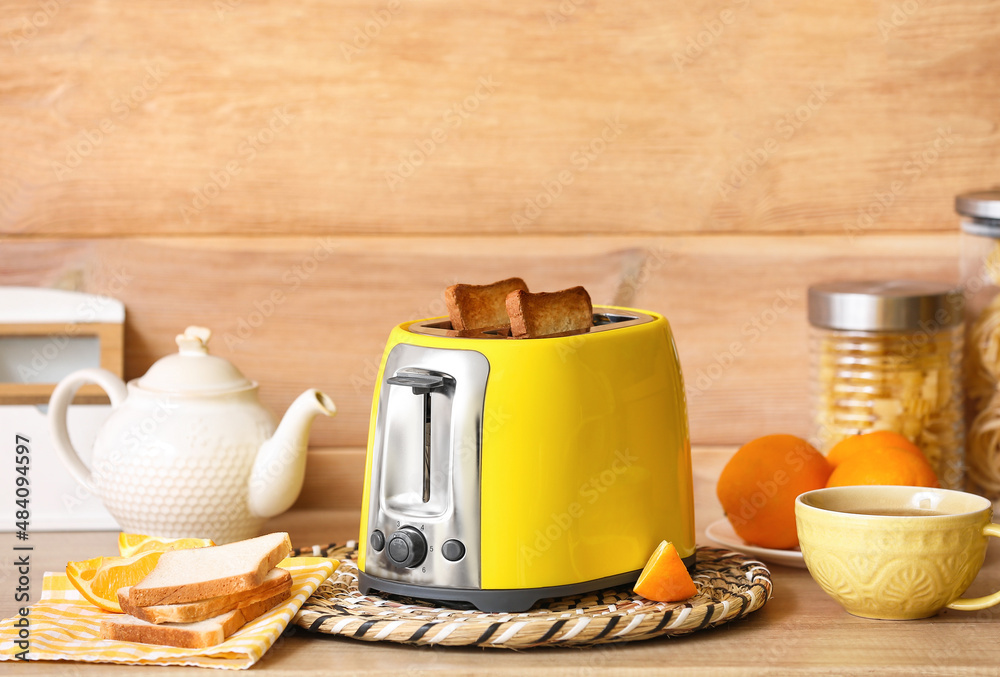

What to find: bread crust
left=118, top=568, right=292, bottom=624
left=506, top=286, right=593, bottom=338
left=444, top=277, right=528, bottom=331
left=101, top=586, right=290, bottom=648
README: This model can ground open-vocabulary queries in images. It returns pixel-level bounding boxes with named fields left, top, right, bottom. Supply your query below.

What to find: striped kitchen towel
left=0, top=557, right=336, bottom=670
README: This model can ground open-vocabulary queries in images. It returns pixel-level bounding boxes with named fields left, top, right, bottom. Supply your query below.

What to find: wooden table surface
left=3, top=448, right=999, bottom=675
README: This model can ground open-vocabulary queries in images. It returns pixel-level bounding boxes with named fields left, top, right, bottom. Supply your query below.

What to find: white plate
left=704, top=518, right=807, bottom=568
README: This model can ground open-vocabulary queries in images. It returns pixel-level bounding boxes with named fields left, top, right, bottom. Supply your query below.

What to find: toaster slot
left=592, top=311, right=638, bottom=326
left=421, top=387, right=431, bottom=502
left=385, top=373, right=448, bottom=503
left=405, top=307, right=654, bottom=338
left=381, top=369, right=454, bottom=517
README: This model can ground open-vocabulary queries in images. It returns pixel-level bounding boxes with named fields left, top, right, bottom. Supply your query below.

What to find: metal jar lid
left=957, top=190, right=1000, bottom=237
left=807, top=280, right=963, bottom=332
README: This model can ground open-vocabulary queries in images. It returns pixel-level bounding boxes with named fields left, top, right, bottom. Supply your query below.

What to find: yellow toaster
left=357, top=306, right=694, bottom=611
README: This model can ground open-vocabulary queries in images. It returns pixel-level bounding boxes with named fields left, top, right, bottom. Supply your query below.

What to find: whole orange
left=826, top=446, right=939, bottom=488
left=826, top=431, right=926, bottom=468
left=716, top=434, right=832, bottom=550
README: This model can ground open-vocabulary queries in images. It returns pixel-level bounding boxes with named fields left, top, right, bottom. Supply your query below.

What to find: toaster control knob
left=387, top=527, right=427, bottom=568
left=441, top=539, right=465, bottom=562
left=370, top=530, right=385, bottom=552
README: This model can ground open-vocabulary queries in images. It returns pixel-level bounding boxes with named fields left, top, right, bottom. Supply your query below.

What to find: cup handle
left=946, top=523, right=1000, bottom=612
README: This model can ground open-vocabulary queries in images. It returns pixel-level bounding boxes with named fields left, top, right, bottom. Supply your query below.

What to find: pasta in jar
left=809, top=281, right=965, bottom=490
left=959, top=190, right=1000, bottom=498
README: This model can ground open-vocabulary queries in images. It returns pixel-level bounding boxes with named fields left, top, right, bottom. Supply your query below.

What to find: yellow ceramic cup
left=795, top=485, right=1000, bottom=620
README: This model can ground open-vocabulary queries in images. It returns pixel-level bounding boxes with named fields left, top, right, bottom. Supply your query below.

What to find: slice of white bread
left=506, top=287, right=593, bottom=338
left=101, top=586, right=290, bottom=649
left=117, top=567, right=292, bottom=624
left=445, top=277, right=528, bottom=331
left=129, top=532, right=292, bottom=608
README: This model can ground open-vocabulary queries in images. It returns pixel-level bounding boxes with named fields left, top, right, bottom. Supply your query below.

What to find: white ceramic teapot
left=48, top=326, right=336, bottom=543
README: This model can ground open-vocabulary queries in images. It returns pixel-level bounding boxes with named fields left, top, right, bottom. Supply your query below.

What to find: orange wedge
left=67, top=551, right=163, bottom=613
left=118, top=533, right=215, bottom=557
left=633, top=540, right=697, bottom=603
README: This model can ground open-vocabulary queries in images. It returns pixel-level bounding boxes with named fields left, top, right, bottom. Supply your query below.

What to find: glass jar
left=958, top=191, right=1000, bottom=320
left=808, top=280, right=965, bottom=490
left=958, top=190, right=1000, bottom=498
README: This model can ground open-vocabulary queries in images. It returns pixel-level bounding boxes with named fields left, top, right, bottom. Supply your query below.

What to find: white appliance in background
left=0, top=287, right=124, bottom=531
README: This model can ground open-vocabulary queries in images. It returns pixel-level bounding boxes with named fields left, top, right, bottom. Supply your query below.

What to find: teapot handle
left=48, top=368, right=128, bottom=494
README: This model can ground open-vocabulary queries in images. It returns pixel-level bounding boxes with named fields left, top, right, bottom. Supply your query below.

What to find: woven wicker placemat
left=291, top=544, right=772, bottom=649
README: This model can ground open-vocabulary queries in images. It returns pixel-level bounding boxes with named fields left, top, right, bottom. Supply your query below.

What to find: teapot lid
left=136, top=326, right=254, bottom=393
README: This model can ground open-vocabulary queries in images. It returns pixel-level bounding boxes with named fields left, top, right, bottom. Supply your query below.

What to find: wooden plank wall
left=2, top=1, right=997, bottom=512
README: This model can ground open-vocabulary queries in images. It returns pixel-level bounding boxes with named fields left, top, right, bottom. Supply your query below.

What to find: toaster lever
left=386, top=373, right=447, bottom=395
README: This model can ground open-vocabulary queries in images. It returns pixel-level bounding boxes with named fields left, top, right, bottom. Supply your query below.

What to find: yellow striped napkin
left=0, top=557, right=336, bottom=670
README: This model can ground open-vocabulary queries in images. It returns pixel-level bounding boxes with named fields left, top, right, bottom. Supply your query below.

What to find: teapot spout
left=247, top=389, right=336, bottom=519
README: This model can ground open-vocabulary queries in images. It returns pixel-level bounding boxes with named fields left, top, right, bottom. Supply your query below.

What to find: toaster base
left=359, top=556, right=694, bottom=613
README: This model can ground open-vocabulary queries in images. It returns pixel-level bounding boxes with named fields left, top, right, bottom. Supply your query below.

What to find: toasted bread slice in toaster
left=506, top=287, right=593, bottom=338
left=445, top=277, right=528, bottom=331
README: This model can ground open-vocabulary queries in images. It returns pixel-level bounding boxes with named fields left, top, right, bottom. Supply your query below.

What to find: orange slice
left=66, top=551, right=163, bottom=613
left=633, top=540, right=697, bottom=603
left=118, top=533, right=215, bottom=557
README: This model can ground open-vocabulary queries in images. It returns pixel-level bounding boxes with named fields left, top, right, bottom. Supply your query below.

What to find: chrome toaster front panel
left=364, top=343, right=488, bottom=590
